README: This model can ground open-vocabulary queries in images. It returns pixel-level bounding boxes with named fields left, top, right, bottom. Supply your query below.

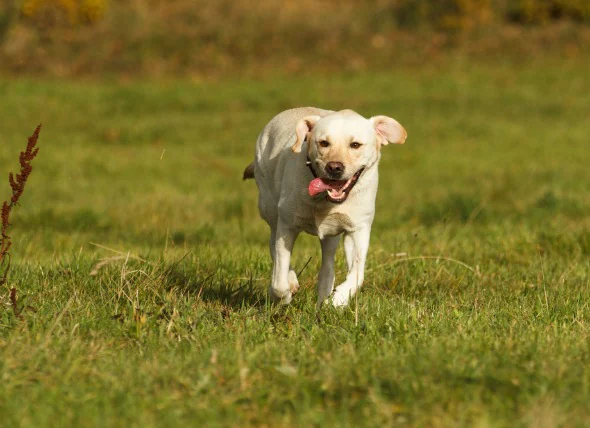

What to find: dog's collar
left=305, top=155, right=318, bottom=178
left=304, top=138, right=319, bottom=178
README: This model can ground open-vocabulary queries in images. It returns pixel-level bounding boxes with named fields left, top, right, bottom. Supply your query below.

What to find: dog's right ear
left=292, top=115, right=321, bottom=153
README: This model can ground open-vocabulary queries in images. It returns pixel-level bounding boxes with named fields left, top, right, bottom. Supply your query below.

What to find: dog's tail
left=242, top=162, right=255, bottom=180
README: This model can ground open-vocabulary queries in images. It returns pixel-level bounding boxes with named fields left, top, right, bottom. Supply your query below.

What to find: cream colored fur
left=246, top=107, right=406, bottom=307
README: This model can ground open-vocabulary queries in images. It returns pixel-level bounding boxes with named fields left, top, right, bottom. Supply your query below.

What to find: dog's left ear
left=292, top=115, right=321, bottom=153
left=370, top=116, right=407, bottom=146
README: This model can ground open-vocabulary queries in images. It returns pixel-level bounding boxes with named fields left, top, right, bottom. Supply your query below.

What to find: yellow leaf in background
left=21, top=0, right=107, bottom=24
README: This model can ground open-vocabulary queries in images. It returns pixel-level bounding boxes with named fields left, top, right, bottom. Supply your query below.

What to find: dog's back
left=242, top=107, right=332, bottom=182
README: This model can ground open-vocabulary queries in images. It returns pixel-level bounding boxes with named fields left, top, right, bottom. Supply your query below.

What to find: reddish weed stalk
left=0, top=125, right=41, bottom=286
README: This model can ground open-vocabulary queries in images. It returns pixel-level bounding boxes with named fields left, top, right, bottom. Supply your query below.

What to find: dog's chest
left=294, top=203, right=355, bottom=238
left=315, top=211, right=355, bottom=238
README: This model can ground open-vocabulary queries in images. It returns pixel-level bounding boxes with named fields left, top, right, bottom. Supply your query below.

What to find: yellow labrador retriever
left=243, top=108, right=407, bottom=307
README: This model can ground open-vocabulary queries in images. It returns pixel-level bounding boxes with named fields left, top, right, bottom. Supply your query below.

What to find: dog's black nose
left=326, top=162, right=345, bottom=178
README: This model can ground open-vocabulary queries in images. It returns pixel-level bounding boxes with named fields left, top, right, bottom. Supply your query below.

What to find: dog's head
left=291, top=110, right=406, bottom=203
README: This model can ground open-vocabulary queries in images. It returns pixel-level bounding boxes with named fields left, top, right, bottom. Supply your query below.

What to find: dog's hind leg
left=316, top=235, right=341, bottom=309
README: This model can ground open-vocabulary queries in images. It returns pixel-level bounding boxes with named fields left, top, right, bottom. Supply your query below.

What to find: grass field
left=0, top=57, right=589, bottom=426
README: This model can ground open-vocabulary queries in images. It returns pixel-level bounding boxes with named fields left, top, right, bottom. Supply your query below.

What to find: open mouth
left=308, top=168, right=365, bottom=204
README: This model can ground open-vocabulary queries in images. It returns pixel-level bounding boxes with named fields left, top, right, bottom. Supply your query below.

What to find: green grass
left=0, top=58, right=589, bottom=426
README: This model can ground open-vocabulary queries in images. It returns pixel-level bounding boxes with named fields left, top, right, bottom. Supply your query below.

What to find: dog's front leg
left=316, top=235, right=341, bottom=309
left=331, top=227, right=371, bottom=307
left=343, top=233, right=354, bottom=271
left=268, top=220, right=299, bottom=304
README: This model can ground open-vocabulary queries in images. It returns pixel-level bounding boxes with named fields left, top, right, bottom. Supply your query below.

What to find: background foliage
left=0, top=0, right=588, bottom=77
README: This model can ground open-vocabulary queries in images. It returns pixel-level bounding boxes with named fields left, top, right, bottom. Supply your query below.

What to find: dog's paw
left=268, top=286, right=292, bottom=305
left=288, top=270, right=300, bottom=294
left=330, top=291, right=350, bottom=308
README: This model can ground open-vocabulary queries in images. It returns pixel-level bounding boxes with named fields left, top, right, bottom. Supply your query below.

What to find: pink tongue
left=308, top=178, right=345, bottom=196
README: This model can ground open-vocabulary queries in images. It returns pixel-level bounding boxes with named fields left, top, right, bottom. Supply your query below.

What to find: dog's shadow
left=164, top=266, right=266, bottom=309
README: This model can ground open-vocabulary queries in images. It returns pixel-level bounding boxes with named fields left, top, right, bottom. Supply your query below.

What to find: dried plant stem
left=0, top=125, right=42, bottom=286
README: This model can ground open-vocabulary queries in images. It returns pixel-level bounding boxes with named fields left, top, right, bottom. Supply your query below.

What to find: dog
left=243, top=108, right=407, bottom=307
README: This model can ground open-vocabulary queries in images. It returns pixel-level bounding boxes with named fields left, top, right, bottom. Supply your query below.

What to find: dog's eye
left=350, top=142, right=362, bottom=149
left=318, top=140, right=330, bottom=148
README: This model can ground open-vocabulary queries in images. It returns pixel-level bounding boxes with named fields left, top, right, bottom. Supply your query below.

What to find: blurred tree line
left=0, top=0, right=588, bottom=76
left=7, top=0, right=588, bottom=29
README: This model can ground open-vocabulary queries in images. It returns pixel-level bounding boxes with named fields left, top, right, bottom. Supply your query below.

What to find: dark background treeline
left=1, top=0, right=588, bottom=77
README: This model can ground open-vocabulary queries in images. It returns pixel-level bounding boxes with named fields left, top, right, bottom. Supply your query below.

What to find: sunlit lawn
left=0, top=57, right=589, bottom=426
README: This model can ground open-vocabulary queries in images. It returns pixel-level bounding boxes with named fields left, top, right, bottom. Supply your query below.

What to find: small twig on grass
left=368, top=254, right=476, bottom=274
left=0, top=125, right=42, bottom=289
left=88, top=242, right=148, bottom=263
left=89, top=242, right=155, bottom=276
left=89, top=255, right=130, bottom=276
left=297, top=256, right=313, bottom=277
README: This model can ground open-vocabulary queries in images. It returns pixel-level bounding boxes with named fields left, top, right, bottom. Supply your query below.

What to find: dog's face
left=309, top=110, right=379, bottom=181
left=292, top=110, right=406, bottom=203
